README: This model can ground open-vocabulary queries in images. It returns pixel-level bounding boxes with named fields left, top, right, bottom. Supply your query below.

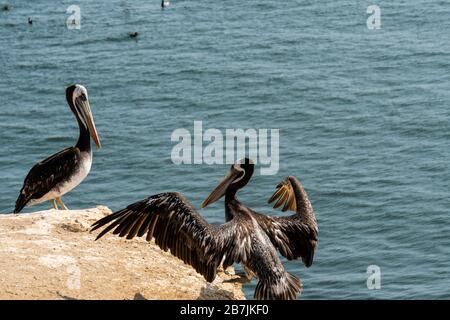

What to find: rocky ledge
left=0, top=207, right=245, bottom=300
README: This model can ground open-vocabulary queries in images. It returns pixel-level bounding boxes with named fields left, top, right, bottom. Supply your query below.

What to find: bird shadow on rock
left=57, top=292, right=78, bottom=300
left=223, top=277, right=251, bottom=284
left=222, top=271, right=252, bottom=284
left=133, top=292, right=147, bottom=300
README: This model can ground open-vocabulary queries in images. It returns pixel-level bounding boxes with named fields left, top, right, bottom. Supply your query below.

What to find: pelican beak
left=201, top=167, right=243, bottom=208
left=75, top=96, right=101, bottom=149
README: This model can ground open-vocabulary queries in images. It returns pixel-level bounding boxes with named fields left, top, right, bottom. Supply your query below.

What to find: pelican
left=201, top=158, right=318, bottom=266
left=91, top=158, right=318, bottom=300
left=14, top=84, right=101, bottom=213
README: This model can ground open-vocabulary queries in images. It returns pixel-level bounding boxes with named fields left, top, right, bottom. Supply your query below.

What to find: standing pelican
left=91, top=159, right=317, bottom=300
left=14, top=84, right=101, bottom=213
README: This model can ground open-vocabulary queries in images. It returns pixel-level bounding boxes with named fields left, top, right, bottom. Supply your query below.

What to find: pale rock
left=0, top=207, right=245, bottom=300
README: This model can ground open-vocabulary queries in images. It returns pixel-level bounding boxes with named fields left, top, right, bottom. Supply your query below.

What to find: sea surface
left=1, top=0, right=449, bottom=299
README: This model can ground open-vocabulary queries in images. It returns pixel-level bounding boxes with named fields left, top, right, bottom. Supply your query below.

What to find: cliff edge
left=0, top=206, right=245, bottom=300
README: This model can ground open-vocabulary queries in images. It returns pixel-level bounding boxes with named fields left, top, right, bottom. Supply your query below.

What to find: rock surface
left=0, top=207, right=245, bottom=300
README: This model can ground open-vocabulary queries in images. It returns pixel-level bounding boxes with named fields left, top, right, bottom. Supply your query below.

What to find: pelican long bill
left=201, top=166, right=243, bottom=208
left=75, top=95, right=101, bottom=149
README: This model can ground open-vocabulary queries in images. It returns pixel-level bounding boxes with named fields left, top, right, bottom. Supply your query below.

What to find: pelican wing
left=91, top=192, right=252, bottom=282
left=253, top=176, right=318, bottom=267
left=15, top=147, right=80, bottom=213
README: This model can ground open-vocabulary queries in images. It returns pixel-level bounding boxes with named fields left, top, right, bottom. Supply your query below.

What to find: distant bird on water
left=161, top=0, right=170, bottom=8
left=14, top=84, right=101, bottom=213
left=2, top=4, right=11, bottom=11
left=28, top=17, right=33, bottom=25
left=128, top=32, right=139, bottom=38
left=91, top=158, right=318, bottom=300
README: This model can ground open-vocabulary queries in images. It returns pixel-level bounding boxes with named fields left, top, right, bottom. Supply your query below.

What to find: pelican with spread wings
left=91, top=158, right=318, bottom=300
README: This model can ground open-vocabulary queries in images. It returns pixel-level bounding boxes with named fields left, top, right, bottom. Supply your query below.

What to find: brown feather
left=268, top=186, right=285, bottom=204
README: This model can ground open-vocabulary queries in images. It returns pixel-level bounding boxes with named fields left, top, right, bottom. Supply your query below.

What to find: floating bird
left=28, top=17, right=33, bottom=25
left=161, top=0, right=170, bottom=8
left=128, top=32, right=139, bottom=38
left=14, top=84, right=101, bottom=213
left=2, top=4, right=11, bottom=11
left=91, top=159, right=318, bottom=300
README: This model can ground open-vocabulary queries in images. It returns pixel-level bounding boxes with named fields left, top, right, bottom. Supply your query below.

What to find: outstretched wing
left=253, top=176, right=318, bottom=267
left=91, top=192, right=252, bottom=282
left=15, top=147, right=80, bottom=213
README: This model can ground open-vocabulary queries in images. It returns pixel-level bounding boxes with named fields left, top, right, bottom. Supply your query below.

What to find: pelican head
left=201, top=158, right=254, bottom=208
left=66, top=84, right=101, bottom=149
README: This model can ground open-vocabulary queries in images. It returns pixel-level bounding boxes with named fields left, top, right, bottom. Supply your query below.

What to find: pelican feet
left=50, top=199, right=58, bottom=210
left=50, top=198, right=69, bottom=210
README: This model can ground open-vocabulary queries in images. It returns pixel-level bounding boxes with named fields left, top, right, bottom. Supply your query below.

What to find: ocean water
left=1, top=0, right=450, bottom=299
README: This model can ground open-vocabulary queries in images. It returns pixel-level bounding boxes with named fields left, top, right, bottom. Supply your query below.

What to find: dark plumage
left=91, top=159, right=318, bottom=300
left=94, top=192, right=228, bottom=282
left=15, top=147, right=80, bottom=213
left=257, top=176, right=318, bottom=267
